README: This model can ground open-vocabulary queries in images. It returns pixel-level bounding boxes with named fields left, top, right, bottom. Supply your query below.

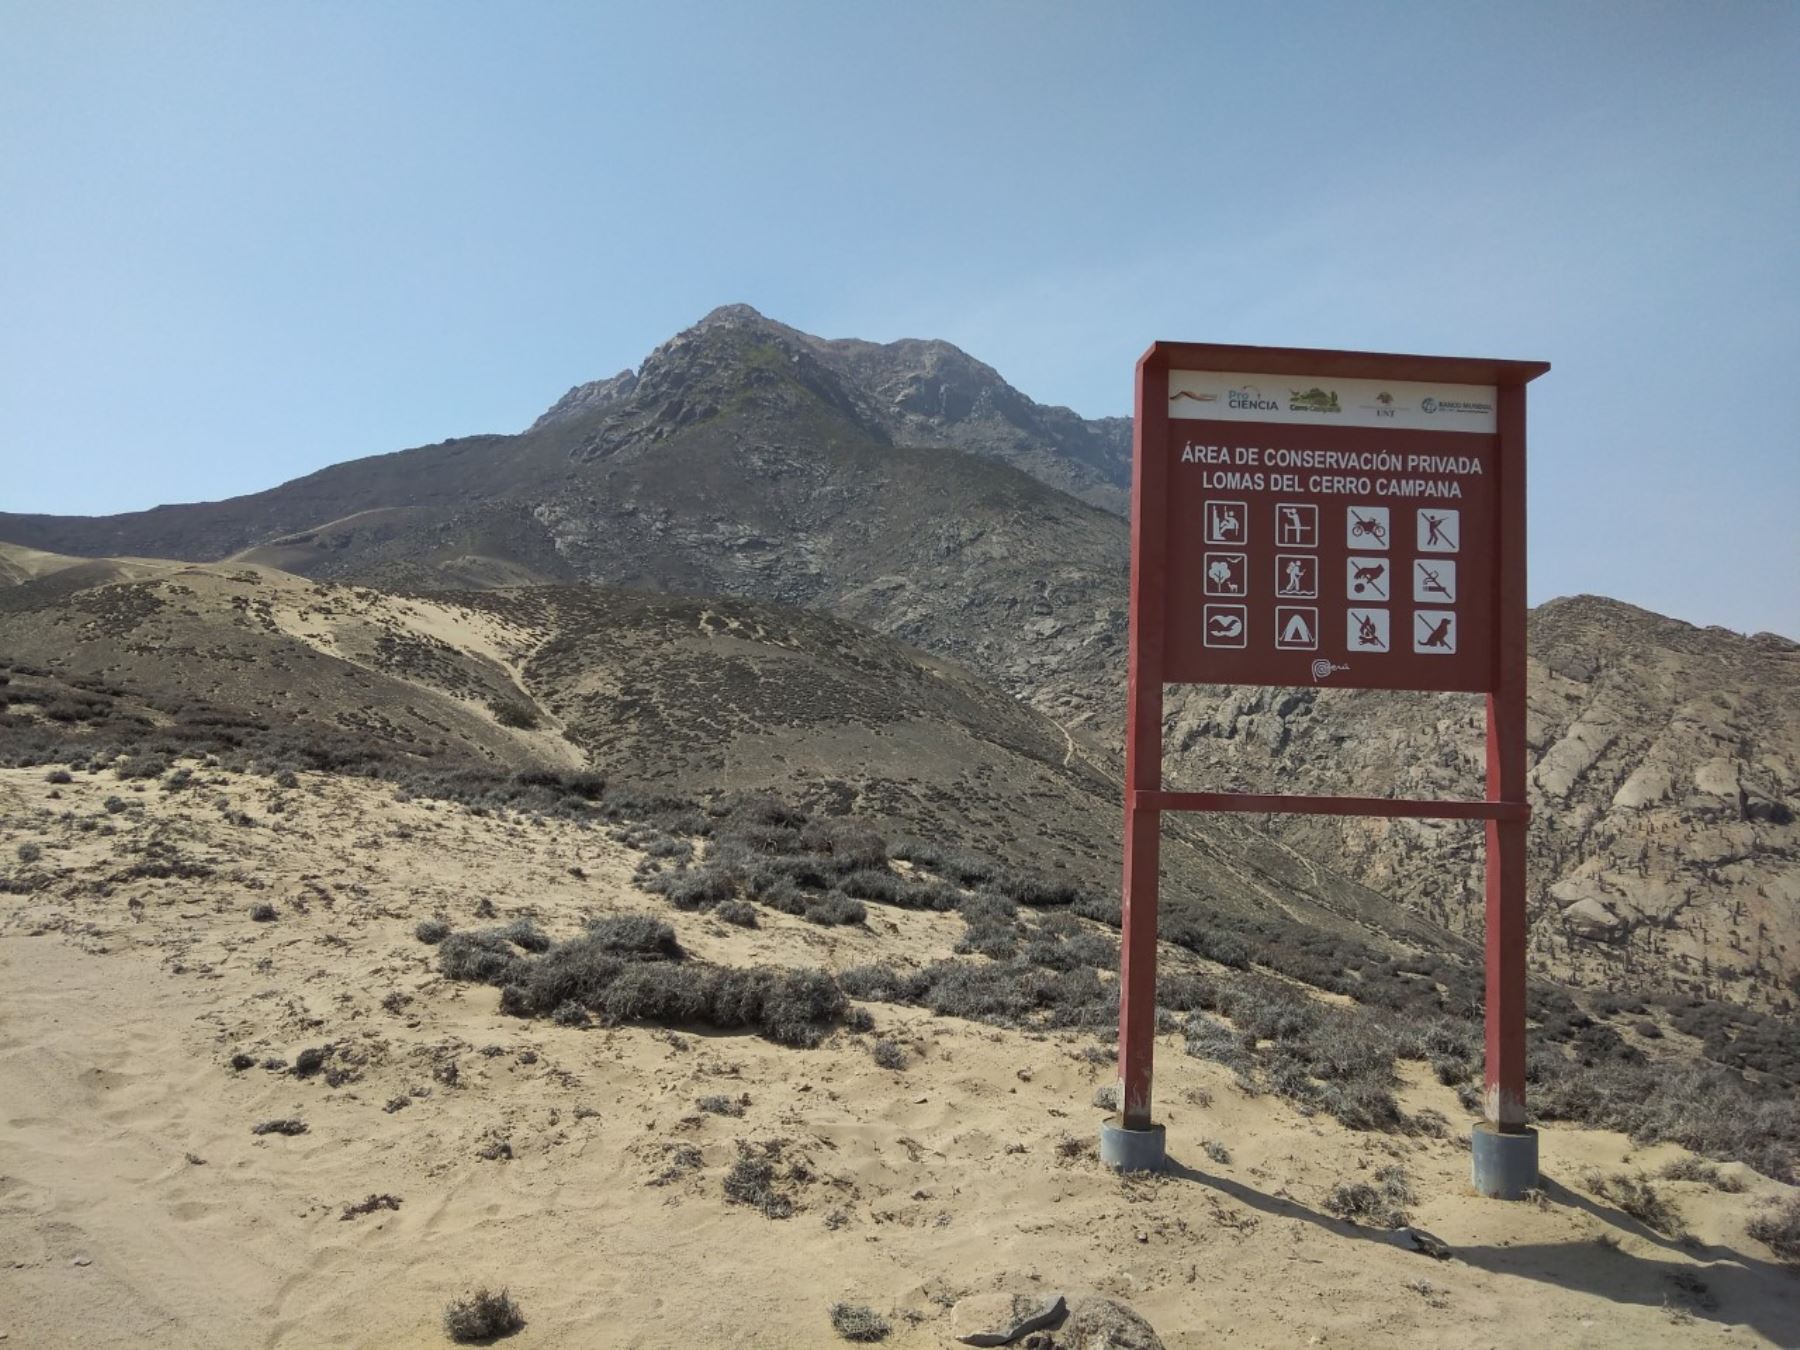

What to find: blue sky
left=2, top=2, right=1796, bottom=636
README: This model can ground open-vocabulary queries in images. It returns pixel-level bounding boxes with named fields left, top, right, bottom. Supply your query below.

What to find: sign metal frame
left=1117, top=341, right=1549, bottom=1185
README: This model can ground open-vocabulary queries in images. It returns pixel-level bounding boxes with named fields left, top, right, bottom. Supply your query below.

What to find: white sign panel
left=1168, top=370, right=1498, bottom=433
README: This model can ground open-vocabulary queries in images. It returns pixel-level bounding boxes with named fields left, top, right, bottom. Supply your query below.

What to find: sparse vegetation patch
left=1747, top=1195, right=1800, bottom=1263
left=340, top=1193, right=401, bottom=1220
left=443, top=1287, right=525, bottom=1343
left=1324, top=1165, right=1414, bottom=1230
left=828, top=1302, right=890, bottom=1342
left=435, top=917, right=847, bottom=1047
left=1582, top=1171, right=1684, bottom=1236
left=722, top=1139, right=811, bottom=1218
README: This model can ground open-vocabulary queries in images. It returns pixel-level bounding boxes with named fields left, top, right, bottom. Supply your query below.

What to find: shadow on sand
left=1163, top=1155, right=1799, bottom=1344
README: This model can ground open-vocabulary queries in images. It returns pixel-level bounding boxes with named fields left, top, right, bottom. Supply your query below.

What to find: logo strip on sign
left=1169, top=369, right=1499, bottom=433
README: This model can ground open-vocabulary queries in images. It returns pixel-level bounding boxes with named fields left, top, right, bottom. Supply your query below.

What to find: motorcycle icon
left=1349, top=509, right=1387, bottom=545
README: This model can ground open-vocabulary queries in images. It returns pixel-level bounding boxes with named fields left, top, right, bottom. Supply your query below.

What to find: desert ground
left=1, top=765, right=1795, bottom=1348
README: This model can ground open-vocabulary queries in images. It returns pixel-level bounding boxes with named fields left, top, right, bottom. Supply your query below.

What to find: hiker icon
left=1347, top=555, right=1388, bottom=599
left=1275, top=554, right=1317, bottom=598
left=1346, top=607, right=1389, bottom=652
left=1416, top=508, right=1460, bottom=553
left=1413, top=559, right=1457, bottom=603
left=1346, top=505, right=1389, bottom=551
left=1205, top=501, right=1247, bottom=545
left=1413, top=609, right=1457, bottom=654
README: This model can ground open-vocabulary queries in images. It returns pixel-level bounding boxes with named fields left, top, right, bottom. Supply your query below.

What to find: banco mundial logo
left=1422, top=397, right=1439, bottom=414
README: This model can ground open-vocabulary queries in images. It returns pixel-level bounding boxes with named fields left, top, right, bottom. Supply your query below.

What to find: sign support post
left=1471, top=381, right=1538, bottom=1195
left=1102, top=342, right=1548, bottom=1198
left=1108, top=360, right=1170, bottom=1169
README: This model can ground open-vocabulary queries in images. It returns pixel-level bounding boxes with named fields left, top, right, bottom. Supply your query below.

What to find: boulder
left=1611, top=765, right=1670, bottom=811
left=1693, top=757, right=1742, bottom=799
left=1063, top=1295, right=1164, bottom=1350
left=1564, top=897, right=1628, bottom=941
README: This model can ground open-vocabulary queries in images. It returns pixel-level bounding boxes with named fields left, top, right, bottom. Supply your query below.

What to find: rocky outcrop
left=529, top=368, right=639, bottom=430
left=1159, top=596, right=1800, bottom=1009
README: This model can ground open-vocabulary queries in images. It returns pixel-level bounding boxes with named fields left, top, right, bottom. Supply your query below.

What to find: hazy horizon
left=3, top=2, right=1796, bottom=637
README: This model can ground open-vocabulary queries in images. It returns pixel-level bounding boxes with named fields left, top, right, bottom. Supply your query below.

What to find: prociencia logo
left=1229, top=385, right=1279, bottom=411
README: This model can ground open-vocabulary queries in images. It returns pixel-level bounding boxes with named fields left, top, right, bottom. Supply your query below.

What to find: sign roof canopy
left=1141, top=341, right=1550, bottom=389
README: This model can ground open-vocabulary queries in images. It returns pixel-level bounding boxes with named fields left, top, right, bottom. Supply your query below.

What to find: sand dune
left=1, top=766, right=1795, bottom=1347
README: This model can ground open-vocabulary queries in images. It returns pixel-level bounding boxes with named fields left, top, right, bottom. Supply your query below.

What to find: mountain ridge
left=1, top=308, right=1795, bottom=1013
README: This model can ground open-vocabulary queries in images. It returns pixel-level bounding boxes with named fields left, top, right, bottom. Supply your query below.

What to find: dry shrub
left=828, top=1302, right=890, bottom=1342
left=1584, top=1171, right=1685, bottom=1236
left=1746, top=1195, right=1800, bottom=1263
left=443, top=1287, right=525, bottom=1343
left=1324, top=1164, right=1413, bottom=1229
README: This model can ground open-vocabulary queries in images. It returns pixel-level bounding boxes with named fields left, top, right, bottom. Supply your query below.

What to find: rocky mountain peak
left=695, top=301, right=775, bottom=329
left=530, top=305, right=791, bottom=435
left=546, top=305, right=891, bottom=463
left=527, top=306, right=1133, bottom=512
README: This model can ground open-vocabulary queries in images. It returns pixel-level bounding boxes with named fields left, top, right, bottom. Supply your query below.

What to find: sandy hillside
left=0, top=765, right=1795, bottom=1348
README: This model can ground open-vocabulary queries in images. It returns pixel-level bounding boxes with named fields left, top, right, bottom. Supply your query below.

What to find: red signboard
left=1112, top=341, right=1549, bottom=1194
left=1162, top=420, right=1497, bottom=691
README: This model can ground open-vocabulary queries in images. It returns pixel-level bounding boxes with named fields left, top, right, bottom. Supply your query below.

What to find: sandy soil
left=1, top=766, right=1795, bottom=1348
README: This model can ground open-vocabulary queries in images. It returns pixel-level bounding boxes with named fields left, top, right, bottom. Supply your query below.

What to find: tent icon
left=1275, top=606, right=1318, bottom=650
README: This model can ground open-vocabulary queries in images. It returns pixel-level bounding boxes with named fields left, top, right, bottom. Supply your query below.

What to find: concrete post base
left=1099, top=1117, right=1166, bottom=1173
left=1471, top=1121, right=1539, bottom=1199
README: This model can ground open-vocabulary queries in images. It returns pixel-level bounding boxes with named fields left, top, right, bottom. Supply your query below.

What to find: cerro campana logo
left=1287, top=387, right=1341, bottom=414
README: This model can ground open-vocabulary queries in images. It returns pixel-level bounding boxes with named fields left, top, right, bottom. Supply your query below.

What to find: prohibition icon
left=1414, top=559, right=1457, bottom=603
left=1417, top=508, right=1460, bottom=553
left=1347, top=555, right=1389, bottom=599
left=1346, top=607, right=1389, bottom=652
left=1414, top=608, right=1457, bottom=653
left=1346, top=505, right=1389, bottom=550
